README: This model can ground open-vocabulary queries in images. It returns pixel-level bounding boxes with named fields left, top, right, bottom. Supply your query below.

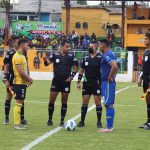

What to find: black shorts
left=51, top=76, right=71, bottom=93
left=143, top=75, right=150, bottom=93
left=13, top=84, right=27, bottom=100
left=82, top=80, right=101, bottom=96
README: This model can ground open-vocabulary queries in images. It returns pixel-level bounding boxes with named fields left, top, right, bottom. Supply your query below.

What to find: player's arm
left=43, top=54, right=54, bottom=66
left=16, top=64, right=33, bottom=85
left=70, top=57, right=79, bottom=80
left=77, top=68, right=85, bottom=90
left=3, top=63, right=10, bottom=88
left=3, top=53, right=10, bottom=88
left=108, top=61, right=118, bottom=82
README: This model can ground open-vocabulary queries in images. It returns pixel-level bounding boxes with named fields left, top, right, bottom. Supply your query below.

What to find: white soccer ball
left=65, top=120, right=76, bottom=131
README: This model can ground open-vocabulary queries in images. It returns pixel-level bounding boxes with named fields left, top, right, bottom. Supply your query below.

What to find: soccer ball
left=65, top=120, right=76, bottom=131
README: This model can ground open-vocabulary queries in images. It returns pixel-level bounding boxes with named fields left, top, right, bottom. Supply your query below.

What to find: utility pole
left=3, top=0, right=11, bottom=46
left=121, top=0, right=125, bottom=47
left=38, top=0, right=41, bottom=21
left=64, top=0, right=71, bottom=36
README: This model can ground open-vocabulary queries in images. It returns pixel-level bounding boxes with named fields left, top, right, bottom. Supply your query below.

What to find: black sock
left=21, top=103, right=24, bottom=121
left=5, top=100, right=11, bottom=120
left=48, top=103, right=54, bottom=121
left=96, top=105, right=102, bottom=123
left=147, top=104, right=150, bottom=123
left=61, top=104, right=67, bottom=122
left=81, top=104, right=88, bottom=122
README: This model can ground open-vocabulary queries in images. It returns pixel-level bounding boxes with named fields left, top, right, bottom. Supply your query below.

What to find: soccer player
left=98, top=39, right=118, bottom=133
left=77, top=41, right=102, bottom=128
left=43, top=40, right=78, bottom=127
left=3, top=36, right=28, bottom=125
left=138, top=32, right=150, bottom=130
left=12, top=39, right=33, bottom=130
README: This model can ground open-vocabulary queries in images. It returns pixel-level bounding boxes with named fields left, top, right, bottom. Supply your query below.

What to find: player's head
left=144, top=32, right=150, bottom=47
left=60, top=40, right=70, bottom=54
left=99, top=39, right=110, bottom=53
left=18, top=39, right=29, bottom=54
left=11, top=36, right=19, bottom=50
left=89, top=41, right=98, bottom=54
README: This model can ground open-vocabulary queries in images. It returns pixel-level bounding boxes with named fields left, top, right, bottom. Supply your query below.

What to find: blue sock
left=106, top=106, right=115, bottom=129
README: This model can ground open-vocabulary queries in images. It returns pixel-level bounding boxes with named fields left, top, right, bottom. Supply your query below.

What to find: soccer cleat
left=3, top=119, right=9, bottom=125
left=97, top=122, right=102, bottom=129
left=14, top=124, right=26, bottom=130
left=97, top=128, right=113, bottom=133
left=77, top=121, right=85, bottom=127
left=60, top=121, right=64, bottom=127
left=47, top=120, right=53, bottom=126
left=139, top=122, right=150, bottom=130
left=21, top=119, right=30, bottom=125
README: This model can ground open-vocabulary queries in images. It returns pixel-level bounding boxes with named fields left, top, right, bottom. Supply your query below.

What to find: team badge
left=85, top=62, right=88, bottom=66
left=97, top=90, right=100, bottom=94
left=56, top=59, right=60, bottom=63
left=144, top=56, right=148, bottom=62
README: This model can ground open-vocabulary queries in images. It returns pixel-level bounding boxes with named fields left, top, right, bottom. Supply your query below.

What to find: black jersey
left=142, top=50, right=150, bottom=75
left=81, top=53, right=102, bottom=81
left=49, top=52, right=78, bottom=77
left=3, top=48, right=16, bottom=74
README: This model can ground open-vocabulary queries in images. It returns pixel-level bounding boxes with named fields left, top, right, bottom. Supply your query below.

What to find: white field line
left=21, top=85, right=136, bottom=150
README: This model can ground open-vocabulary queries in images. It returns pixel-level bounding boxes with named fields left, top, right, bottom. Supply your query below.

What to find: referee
left=77, top=41, right=102, bottom=128
left=43, top=40, right=78, bottom=127
left=138, top=32, right=150, bottom=130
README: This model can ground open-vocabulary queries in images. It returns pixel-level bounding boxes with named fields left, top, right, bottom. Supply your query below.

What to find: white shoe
left=98, top=128, right=113, bottom=133
left=14, top=124, right=26, bottom=130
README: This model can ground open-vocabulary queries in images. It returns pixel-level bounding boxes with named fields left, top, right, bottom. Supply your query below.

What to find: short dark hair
left=145, top=32, right=150, bottom=40
left=60, top=40, right=70, bottom=47
left=18, top=39, right=28, bottom=47
left=11, top=35, right=19, bottom=41
left=100, top=39, right=110, bottom=47
left=90, top=41, right=99, bottom=49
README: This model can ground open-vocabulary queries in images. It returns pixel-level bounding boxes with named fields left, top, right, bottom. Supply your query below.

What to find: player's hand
left=65, top=77, right=72, bottom=83
left=28, top=77, right=33, bottom=85
left=108, top=76, right=113, bottom=82
left=138, top=79, right=142, bottom=87
left=77, top=81, right=81, bottom=90
left=43, top=57, right=47, bottom=62
left=8, top=86, right=16, bottom=96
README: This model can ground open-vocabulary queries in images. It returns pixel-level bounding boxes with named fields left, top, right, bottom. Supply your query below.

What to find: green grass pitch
left=0, top=81, right=150, bottom=150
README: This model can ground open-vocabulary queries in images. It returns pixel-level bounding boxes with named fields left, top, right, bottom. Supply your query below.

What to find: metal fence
left=0, top=48, right=128, bottom=74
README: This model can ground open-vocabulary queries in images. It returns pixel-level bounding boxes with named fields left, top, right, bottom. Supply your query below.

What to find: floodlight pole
left=64, top=0, right=71, bottom=36
left=121, top=0, right=125, bottom=47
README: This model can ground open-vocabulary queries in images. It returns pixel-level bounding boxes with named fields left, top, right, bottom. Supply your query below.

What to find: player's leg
left=47, top=91, right=59, bottom=126
left=98, top=81, right=116, bottom=133
left=77, top=83, right=91, bottom=127
left=93, top=95, right=102, bottom=128
left=93, top=83, right=102, bottom=128
left=60, top=92, right=69, bottom=126
left=139, top=78, right=150, bottom=129
left=13, top=85, right=27, bottom=130
left=77, top=95, right=91, bottom=127
left=4, top=90, right=13, bottom=125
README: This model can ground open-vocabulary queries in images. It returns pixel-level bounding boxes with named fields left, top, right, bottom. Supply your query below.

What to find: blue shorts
left=101, top=80, right=116, bottom=106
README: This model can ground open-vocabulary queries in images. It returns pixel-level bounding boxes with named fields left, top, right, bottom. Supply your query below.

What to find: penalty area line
left=21, top=85, right=136, bottom=150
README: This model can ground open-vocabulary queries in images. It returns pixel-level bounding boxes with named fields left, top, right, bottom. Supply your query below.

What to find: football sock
left=81, top=104, right=88, bottom=122
left=96, top=105, right=102, bottom=123
left=5, top=100, right=11, bottom=120
left=106, top=106, right=115, bottom=129
left=14, top=103, right=22, bottom=125
left=48, top=103, right=54, bottom=121
left=21, top=103, right=24, bottom=121
left=147, top=104, right=150, bottom=123
left=61, top=104, right=67, bottom=122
